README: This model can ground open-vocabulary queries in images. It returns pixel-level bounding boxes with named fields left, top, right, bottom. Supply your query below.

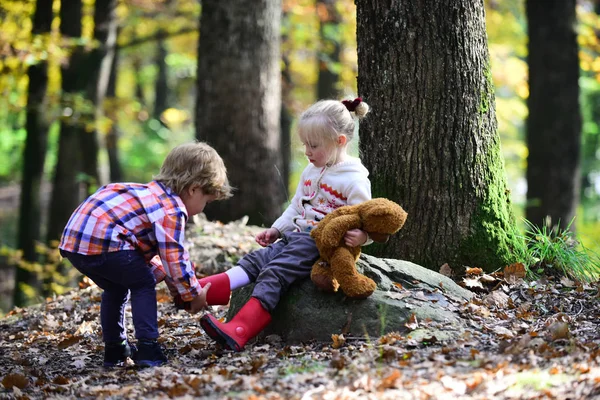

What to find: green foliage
left=522, top=219, right=600, bottom=283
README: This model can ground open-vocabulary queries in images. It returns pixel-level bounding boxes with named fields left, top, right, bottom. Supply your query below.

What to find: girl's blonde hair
left=297, top=99, right=370, bottom=147
left=154, top=141, right=232, bottom=200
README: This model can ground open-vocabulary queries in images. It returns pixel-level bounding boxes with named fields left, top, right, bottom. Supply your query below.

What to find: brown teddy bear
left=310, top=198, right=408, bottom=298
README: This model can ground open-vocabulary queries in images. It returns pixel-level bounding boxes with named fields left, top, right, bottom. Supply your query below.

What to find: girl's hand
left=344, top=229, right=368, bottom=247
left=256, top=228, right=280, bottom=247
left=188, top=282, right=211, bottom=314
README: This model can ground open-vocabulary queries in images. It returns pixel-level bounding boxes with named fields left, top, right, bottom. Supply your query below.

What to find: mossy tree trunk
left=526, top=0, right=581, bottom=232
left=356, top=1, right=523, bottom=272
left=195, top=0, right=284, bottom=226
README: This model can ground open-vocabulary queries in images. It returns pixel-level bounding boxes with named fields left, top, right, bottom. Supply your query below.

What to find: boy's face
left=181, top=186, right=216, bottom=216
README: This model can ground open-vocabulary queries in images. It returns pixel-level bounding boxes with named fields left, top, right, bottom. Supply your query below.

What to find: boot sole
left=135, top=359, right=167, bottom=368
left=200, top=316, right=242, bottom=352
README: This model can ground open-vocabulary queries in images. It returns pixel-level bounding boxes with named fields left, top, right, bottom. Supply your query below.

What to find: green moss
left=459, top=139, right=527, bottom=271
left=478, top=64, right=494, bottom=115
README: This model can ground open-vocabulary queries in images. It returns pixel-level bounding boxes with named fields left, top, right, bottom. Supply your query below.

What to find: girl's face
left=303, top=140, right=334, bottom=168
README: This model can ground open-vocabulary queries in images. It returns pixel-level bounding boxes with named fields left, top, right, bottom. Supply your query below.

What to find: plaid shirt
left=59, top=180, right=201, bottom=301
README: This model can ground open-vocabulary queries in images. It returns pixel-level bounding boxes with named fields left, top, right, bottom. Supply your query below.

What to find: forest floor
left=0, top=217, right=599, bottom=400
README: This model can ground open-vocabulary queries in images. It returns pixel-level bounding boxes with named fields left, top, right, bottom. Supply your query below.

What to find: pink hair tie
left=342, top=97, right=362, bottom=112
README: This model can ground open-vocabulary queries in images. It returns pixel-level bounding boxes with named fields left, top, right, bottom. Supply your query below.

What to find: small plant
left=522, top=218, right=600, bottom=283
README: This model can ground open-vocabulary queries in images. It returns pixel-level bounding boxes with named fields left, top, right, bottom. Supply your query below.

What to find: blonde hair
left=298, top=99, right=370, bottom=148
left=154, top=142, right=232, bottom=200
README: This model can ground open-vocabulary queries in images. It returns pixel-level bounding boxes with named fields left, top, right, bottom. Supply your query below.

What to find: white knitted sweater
left=272, top=157, right=371, bottom=234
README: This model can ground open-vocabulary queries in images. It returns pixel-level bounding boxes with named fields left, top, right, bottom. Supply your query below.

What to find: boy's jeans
left=60, top=250, right=158, bottom=342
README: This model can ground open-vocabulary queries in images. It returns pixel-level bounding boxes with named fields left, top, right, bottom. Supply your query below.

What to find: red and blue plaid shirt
left=59, top=180, right=201, bottom=301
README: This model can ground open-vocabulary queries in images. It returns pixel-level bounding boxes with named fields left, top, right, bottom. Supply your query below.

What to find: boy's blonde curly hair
left=154, top=141, right=232, bottom=200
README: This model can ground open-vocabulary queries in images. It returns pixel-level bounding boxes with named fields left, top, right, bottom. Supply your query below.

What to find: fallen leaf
left=439, top=263, right=452, bottom=277
left=1, top=373, right=29, bottom=389
left=405, top=313, right=419, bottom=330
left=504, top=263, right=526, bottom=284
left=378, top=369, right=401, bottom=389
left=331, top=334, right=346, bottom=349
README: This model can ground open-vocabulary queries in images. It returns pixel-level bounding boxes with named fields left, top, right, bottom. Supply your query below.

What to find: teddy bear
left=310, top=198, right=408, bottom=298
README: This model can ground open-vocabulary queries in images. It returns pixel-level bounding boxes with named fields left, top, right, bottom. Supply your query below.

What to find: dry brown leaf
left=439, top=263, right=452, bottom=277
left=484, top=290, right=509, bottom=308
left=331, top=334, right=346, bottom=349
left=463, top=277, right=484, bottom=289
left=560, top=276, right=576, bottom=288
left=330, top=350, right=346, bottom=370
left=58, top=334, right=82, bottom=349
left=466, top=267, right=483, bottom=276
left=53, top=375, right=69, bottom=385
left=1, top=373, right=29, bottom=389
left=503, top=263, right=526, bottom=284
left=386, top=291, right=411, bottom=300
left=404, top=313, right=419, bottom=330
left=378, top=369, right=401, bottom=390
left=547, top=321, right=570, bottom=341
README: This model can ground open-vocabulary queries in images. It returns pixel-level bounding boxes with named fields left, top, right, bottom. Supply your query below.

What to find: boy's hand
left=344, top=229, right=368, bottom=247
left=187, top=282, right=211, bottom=314
left=256, top=228, right=280, bottom=247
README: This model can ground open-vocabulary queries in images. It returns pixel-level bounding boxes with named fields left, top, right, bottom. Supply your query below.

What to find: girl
left=199, top=98, right=372, bottom=351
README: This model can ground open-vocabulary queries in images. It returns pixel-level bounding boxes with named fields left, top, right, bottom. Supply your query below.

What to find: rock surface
left=228, top=254, right=473, bottom=344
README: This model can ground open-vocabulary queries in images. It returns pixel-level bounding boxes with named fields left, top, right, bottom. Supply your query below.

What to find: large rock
left=228, top=254, right=473, bottom=344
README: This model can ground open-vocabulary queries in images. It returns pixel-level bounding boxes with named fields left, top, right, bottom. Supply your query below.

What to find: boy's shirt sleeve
left=149, top=256, right=166, bottom=283
left=153, top=212, right=201, bottom=301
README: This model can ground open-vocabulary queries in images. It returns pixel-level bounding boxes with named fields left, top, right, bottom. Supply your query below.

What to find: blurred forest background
left=0, top=0, right=599, bottom=315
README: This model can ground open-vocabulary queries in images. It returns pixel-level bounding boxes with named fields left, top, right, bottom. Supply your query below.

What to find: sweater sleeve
left=271, top=169, right=307, bottom=234
left=348, top=173, right=373, bottom=245
left=346, top=174, right=372, bottom=206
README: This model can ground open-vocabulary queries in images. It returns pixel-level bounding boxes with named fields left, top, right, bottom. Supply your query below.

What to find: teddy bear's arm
left=316, top=214, right=362, bottom=248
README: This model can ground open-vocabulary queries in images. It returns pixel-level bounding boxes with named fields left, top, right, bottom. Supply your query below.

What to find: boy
left=59, top=141, right=232, bottom=367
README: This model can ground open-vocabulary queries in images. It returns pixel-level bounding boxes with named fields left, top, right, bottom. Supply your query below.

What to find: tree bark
left=195, top=0, right=284, bottom=226
left=356, top=1, right=522, bottom=272
left=14, top=0, right=53, bottom=307
left=525, top=0, right=581, bottom=231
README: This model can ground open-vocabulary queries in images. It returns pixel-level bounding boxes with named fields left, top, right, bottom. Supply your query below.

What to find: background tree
left=525, top=0, right=581, bottom=232
left=356, top=0, right=523, bottom=272
left=14, top=0, right=53, bottom=307
left=195, top=0, right=285, bottom=226
left=46, top=0, right=88, bottom=245
left=105, top=39, right=123, bottom=183
left=316, top=0, right=342, bottom=100
left=90, top=0, right=119, bottom=186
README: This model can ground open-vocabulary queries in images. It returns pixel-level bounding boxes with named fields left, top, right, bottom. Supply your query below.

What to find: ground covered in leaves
left=1, top=217, right=599, bottom=399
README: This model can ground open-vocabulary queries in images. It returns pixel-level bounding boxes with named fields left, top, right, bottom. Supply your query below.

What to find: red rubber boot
left=200, top=297, right=272, bottom=351
left=199, top=272, right=231, bottom=305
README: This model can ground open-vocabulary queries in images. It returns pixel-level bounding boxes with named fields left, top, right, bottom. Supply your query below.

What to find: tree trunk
left=91, top=0, right=118, bottom=187
left=14, top=0, right=53, bottom=307
left=525, top=0, right=581, bottom=231
left=106, top=36, right=123, bottom=183
left=46, top=0, right=86, bottom=244
left=356, top=1, right=522, bottom=272
left=316, top=0, right=341, bottom=100
left=195, top=0, right=284, bottom=226
left=154, top=36, right=169, bottom=121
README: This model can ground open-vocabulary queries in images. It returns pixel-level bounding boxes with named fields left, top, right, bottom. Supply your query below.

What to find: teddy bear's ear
left=360, top=198, right=408, bottom=234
